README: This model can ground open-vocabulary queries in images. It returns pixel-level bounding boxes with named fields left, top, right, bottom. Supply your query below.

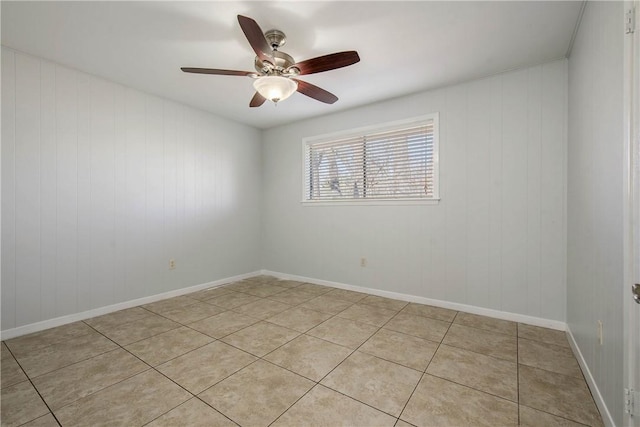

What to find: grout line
left=420, top=370, right=520, bottom=405
left=395, top=373, right=424, bottom=426
left=190, top=395, right=240, bottom=427
left=2, top=346, right=62, bottom=426
left=268, top=290, right=406, bottom=424
left=433, top=340, right=517, bottom=364
left=82, top=322, right=201, bottom=423
left=307, top=306, right=416, bottom=418
left=263, top=371, right=317, bottom=426
left=518, top=403, right=592, bottom=427
left=7, top=334, right=130, bottom=425
left=425, top=316, right=522, bottom=405
left=392, top=311, right=459, bottom=422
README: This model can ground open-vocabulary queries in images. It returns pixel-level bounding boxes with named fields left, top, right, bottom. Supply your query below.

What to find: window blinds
left=304, top=118, right=437, bottom=202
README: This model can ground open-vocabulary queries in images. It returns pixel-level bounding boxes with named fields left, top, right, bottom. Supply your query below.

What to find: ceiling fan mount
left=264, top=29, right=287, bottom=50
left=180, top=15, right=360, bottom=107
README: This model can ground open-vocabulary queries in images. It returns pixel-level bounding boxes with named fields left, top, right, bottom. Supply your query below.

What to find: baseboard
left=261, top=269, right=567, bottom=331
left=2, top=268, right=566, bottom=339
left=1, top=267, right=615, bottom=424
left=0, top=270, right=262, bottom=340
left=566, top=326, right=616, bottom=427
left=4, top=267, right=612, bottom=424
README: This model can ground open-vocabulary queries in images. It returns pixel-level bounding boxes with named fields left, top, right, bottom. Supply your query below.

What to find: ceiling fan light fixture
left=182, top=15, right=359, bottom=107
left=253, top=75, right=298, bottom=103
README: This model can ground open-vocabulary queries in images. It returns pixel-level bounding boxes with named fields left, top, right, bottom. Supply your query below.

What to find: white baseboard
left=566, top=326, right=615, bottom=427
left=261, top=269, right=567, bottom=331
left=1, top=268, right=566, bottom=338
left=0, top=270, right=262, bottom=341
left=4, top=267, right=612, bottom=425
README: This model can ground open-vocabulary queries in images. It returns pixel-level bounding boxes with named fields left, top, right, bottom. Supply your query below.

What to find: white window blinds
left=303, top=114, right=439, bottom=202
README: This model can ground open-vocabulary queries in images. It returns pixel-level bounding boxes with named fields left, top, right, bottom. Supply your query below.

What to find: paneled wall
left=567, top=2, right=624, bottom=425
left=262, top=60, right=568, bottom=321
left=1, top=48, right=263, bottom=330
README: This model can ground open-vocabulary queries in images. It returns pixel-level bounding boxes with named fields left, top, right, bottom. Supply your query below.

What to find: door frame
left=623, top=2, right=640, bottom=426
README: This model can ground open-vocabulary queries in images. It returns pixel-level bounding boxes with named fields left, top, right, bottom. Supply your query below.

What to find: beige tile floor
left=1, top=275, right=604, bottom=427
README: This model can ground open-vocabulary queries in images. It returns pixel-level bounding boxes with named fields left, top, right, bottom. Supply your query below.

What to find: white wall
left=567, top=2, right=625, bottom=426
left=262, top=60, right=568, bottom=321
left=1, top=48, right=263, bottom=331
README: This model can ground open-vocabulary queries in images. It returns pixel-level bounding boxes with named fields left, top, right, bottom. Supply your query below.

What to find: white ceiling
left=1, top=1, right=582, bottom=129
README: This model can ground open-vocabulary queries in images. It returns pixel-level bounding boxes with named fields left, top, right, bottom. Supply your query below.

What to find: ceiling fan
left=181, top=15, right=360, bottom=107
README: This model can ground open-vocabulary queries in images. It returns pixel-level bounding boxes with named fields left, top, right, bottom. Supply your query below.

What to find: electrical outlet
left=597, top=320, right=603, bottom=345
left=169, top=259, right=176, bottom=270
left=360, top=257, right=367, bottom=267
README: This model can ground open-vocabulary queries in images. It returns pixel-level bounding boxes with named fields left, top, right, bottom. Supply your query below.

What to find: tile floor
left=1, top=275, right=604, bottom=427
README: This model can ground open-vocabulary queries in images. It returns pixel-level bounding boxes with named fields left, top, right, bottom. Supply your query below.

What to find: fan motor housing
left=254, top=50, right=296, bottom=74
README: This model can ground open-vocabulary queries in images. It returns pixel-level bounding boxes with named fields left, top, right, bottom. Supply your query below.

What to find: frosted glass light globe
left=253, top=76, right=298, bottom=103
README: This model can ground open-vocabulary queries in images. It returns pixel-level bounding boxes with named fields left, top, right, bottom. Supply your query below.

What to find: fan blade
left=293, top=79, right=338, bottom=104
left=250, top=92, right=266, bottom=107
left=181, top=68, right=254, bottom=76
left=237, top=15, right=273, bottom=63
left=293, top=51, right=360, bottom=75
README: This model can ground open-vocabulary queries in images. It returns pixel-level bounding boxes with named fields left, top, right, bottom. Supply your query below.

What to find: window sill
left=301, top=198, right=441, bottom=207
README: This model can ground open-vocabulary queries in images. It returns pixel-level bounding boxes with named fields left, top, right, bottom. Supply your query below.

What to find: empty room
left=1, top=1, right=638, bottom=426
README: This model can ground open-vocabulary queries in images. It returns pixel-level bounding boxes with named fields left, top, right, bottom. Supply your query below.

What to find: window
left=303, top=114, right=439, bottom=204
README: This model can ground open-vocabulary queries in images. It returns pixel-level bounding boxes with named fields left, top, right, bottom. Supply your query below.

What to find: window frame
left=301, top=113, right=440, bottom=206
